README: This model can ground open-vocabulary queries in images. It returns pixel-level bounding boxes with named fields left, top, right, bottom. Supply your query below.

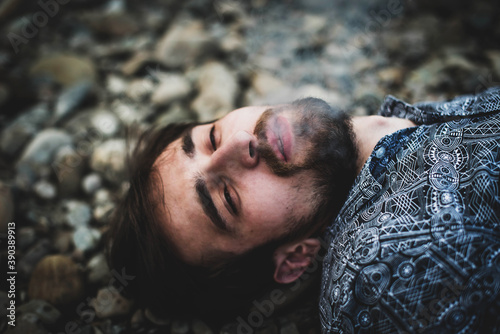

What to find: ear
left=273, top=238, right=321, bottom=284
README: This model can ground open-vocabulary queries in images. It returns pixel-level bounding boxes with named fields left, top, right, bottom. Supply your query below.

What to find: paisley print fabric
left=319, top=87, right=500, bottom=334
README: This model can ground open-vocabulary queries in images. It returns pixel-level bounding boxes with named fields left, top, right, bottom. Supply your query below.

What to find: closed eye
left=210, top=125, right=217, bottom=151
left=224, top=185, right=238, bottom=215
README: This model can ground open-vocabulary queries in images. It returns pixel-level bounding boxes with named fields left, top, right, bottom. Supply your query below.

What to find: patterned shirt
left=319, top=87, right=500, bottom=334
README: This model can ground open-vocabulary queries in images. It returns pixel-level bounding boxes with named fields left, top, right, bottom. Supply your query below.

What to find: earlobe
left=273, top=239, right=321, bottom=284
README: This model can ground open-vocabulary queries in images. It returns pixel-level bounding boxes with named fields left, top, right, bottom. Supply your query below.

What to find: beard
left=253, top=97, right=359, bottom=236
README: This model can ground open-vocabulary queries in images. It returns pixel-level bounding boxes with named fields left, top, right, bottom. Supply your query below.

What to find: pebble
left=171, top=320, right=190, bottom=334
left=191, top=319, right=213, bottom=334
left=85, top=12, right=140, bottom=38
left=106, top=74, right=128, bottom=96
left=53, top=81, right=94, bottom=125
left=93, top=201, right=115, bottom=224
left=130, top=309, right=145, bottom=328
left=73, top=226, right=101, bottom=253
left=154, top=103, right=197, bottom=125
left=87, top=253, right=111, bottom=285
left=33, top=179, right=57, bottom=200
left=82, top=173, right=103, bottom=195
left=18, top=227, right=36, bottom=251
left=17, top=300, right=61, bottom=325
left=0, top=181, right=13, bottom=234
left=219, top=322, right=238, bottom=334
left=90, top=139, right=127, bottom=184
left=112, top=101, right=153, bottom=125
left=151, top=74, right=192, bottom=106
left=16, top=128, right=73, bottom=168
left=191, top=61, right=238, bottom=122
left=155, top=18, right=218, bottom=68
left=0, top=103, right=50, bottom=156
left=28, top=255, right=84, bottom=307
left=54, top=145, right=85, bottom=197
left=63, top=200, right=93, bottom=228
left=144, top=308, right=171, bottom=326
left=53, top=230, right=73, bottom=254
left=126, top=78, right=154, bottom=101
left=90, top=111, right=121, bottom=138
left=90, top=286, right=134, bottom=318
left=15, top=129, right=72, bottom=190
left=3, top=317, right=48, bottom=334
left=279, top=322, right=300, bottom=334
left=121, top=50, right=153, bottom=76
left=29, top=54, right=97, bottom=88
left=18, top=239, right=52, bottom=277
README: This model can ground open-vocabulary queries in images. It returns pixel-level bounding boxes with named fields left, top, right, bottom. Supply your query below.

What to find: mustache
left=253, top=109, right=308, bottom=177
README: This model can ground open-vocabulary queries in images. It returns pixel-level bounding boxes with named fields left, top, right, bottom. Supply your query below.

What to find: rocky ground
left=0, top=0, right=499, bottom=333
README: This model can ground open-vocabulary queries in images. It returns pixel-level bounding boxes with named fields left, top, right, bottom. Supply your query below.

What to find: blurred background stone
left=0, top=181, right=14, bottom=234
left=28, top=255, right=84, bottom=307
left=90, top=286, right=134, bottom=318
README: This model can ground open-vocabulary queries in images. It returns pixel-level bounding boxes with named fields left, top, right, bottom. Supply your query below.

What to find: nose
left=208, top=130, right=259, bottom=171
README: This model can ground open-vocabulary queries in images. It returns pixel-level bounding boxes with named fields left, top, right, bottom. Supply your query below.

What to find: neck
left=351, top=116, right=416, bottom=173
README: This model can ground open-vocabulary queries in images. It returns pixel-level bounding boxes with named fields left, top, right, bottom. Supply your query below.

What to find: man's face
left=154, top=104, right=348, bottom=266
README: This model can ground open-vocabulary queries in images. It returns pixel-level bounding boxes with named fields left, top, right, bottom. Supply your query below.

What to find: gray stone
left=112, top=102, right=153, bottom=125
left=155, top=18, right=218, bottom=69
left=191, top=319, right=213, bottom=334
left=90, top=139, right=127, bottom=184
left=151, top=74, right=192, bottom=106
left=87, top=253, right=111, bottom=285
left=93, top=200, right=114, bottom=224
left=53, top=146, right=85, bottom=197
left=4, top=317, right=47, bottom=334
left=0, top=82, right=8, bottom=107
left=90, top=111, right=120, bottom=138
left=171, top=320, right=190, bottom=334
left=82, top=173, right=103, bottom=195
left=17, top=300, right=61, bottom=325
left=0, top=181, right=13, bottom=234
left=53, top=81, right=93, bottom=125
left=33, top=179, right=57, bottom=200
left=255, top=320, right=278, bottom=334
left=126, top=78, right=154, bottom=101
left=30, top=54, right=96, bottom=88
left=85, top=12, right=140, bottom=38
left=279, top=322, right=299, bottom=334
left=0, top=103, right=50, bottom=156
left=18, top=227, right=36, bottom=250
left=90, top=286, right=134, bottom=318
left=144, top=308, right=171, bottom=326
left=191, top=61, right=238, bottom=122
left=63, top=200, right=92, bottom=228
left=154, top=103, right=197, bottom=125
left=121, top=50, right=153, bottom=76
left=53, top=230, right=73, bottom=254
left=16, top=128, right=73, bottom=169
left=219, top=322, right=238, bottom=334
left=73, top=226, right=101, bottom=253
left=106, top=74, right=128, bottom=96
left=18, top=239, right=52, bottom=277
left=130, top=309, right=145, bottom=328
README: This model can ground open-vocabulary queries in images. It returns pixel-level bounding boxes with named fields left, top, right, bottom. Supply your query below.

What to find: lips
left=266, top=115, right=293, bottom=163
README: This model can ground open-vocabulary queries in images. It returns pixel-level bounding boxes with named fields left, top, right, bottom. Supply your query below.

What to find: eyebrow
left=195, top=177, right=231, bottom=233
left=181, top=128, right=195, bottom=157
